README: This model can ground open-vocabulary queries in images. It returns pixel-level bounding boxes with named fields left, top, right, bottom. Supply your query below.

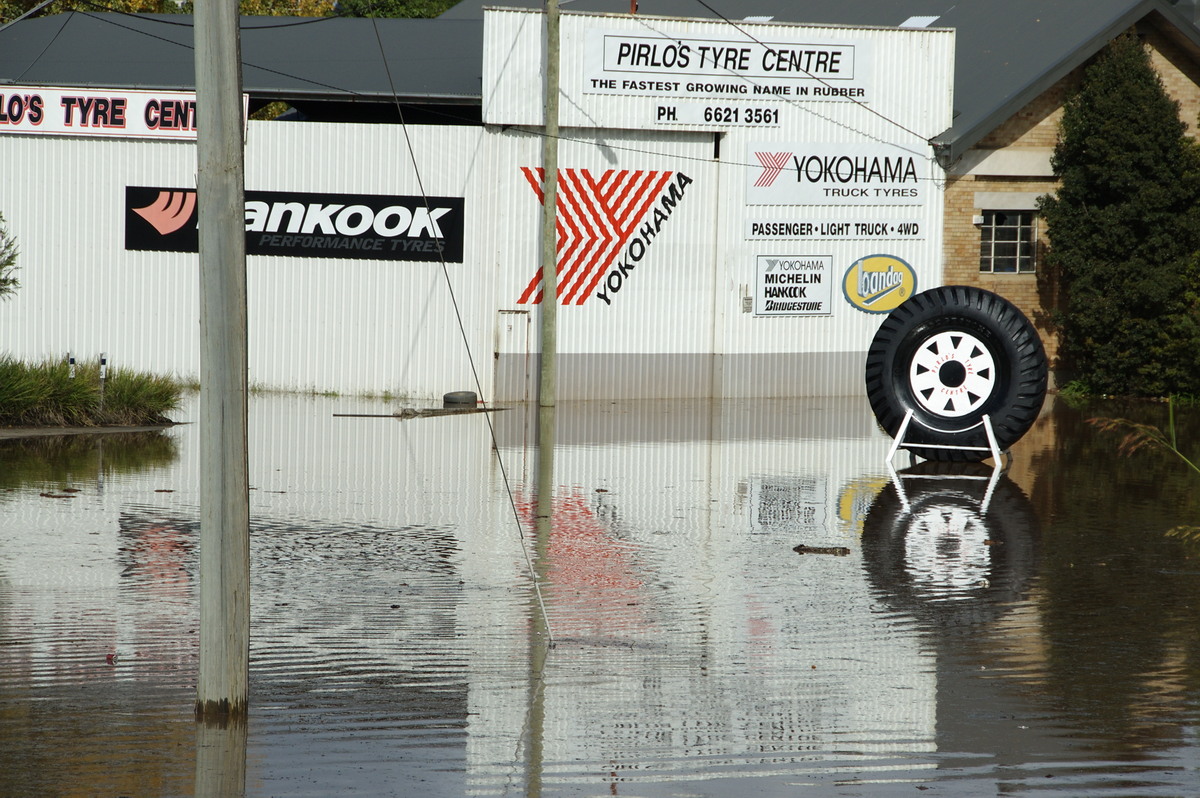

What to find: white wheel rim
left=903, top=502, right=992, bottom=599
left=908, top=330, right=996, bottom=418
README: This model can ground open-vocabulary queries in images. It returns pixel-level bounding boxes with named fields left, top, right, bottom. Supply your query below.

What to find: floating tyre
left=443, top=390, right=478, bottom=407
left=864, top=286, right=1047, bottom=462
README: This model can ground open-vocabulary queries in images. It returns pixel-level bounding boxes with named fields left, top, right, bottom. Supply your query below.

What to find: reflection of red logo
left=132, top=190, right=196, bottom=235
left=518, top=168, right=674, bottom=305
left=753, top=151, right=791, bottom=187
left=516, top=488, right=648, bottom=639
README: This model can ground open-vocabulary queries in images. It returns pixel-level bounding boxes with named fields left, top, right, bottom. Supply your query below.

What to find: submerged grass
left=0, top=356, right=182, bottom=427
left=1089, top=396, right=1200, bottom=545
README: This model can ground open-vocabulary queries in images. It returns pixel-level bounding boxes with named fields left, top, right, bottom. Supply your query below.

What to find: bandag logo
left=842, top=254, right=916, bottom=314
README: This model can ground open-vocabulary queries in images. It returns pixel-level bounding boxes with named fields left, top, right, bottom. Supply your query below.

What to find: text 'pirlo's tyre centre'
left=864, top=286, right=1048, bottom=462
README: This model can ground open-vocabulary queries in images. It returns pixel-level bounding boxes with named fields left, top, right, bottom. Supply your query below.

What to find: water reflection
left=0, top=430, right=179, bottom=494
left=0, top=431, right=193, bottom=797
left=195, top=717, right=247, bottom=798
left=862, top=461, right=1039, bottom=625
left=1, top=395, right=1200, bottom=796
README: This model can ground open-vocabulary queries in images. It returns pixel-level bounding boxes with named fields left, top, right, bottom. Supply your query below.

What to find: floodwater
left=2, top=393, right=1200, bottom=797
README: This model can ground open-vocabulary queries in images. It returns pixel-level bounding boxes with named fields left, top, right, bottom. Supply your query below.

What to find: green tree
left=334, top=0, right=455, bottom=17
left=0, top=212, right=18, bottom=300
left=1, top=0, right=453, bottom=21
left=1038, top=33, right=1200, bottom=397
left=1, top=0, right=185, bottom=23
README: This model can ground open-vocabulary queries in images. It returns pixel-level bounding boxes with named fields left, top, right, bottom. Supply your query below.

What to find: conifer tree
left=0, top=213, right=17, bottom=300
left=1039, top=33, right=1200, bottom=396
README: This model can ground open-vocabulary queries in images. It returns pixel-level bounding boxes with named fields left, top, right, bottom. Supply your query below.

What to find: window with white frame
left=978, top=210, right=1036, bottom=273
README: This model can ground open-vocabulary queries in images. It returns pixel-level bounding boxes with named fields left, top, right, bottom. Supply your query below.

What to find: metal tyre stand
left=885, top=409, right=1009, bottom=515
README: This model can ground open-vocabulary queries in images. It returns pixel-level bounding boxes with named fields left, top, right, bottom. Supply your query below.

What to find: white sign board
left=754, top=255, right=833, bottom=316
left=584, top=29, right=868, bottom=99
left=746, top=142, right=927, bottom=206
left=484, top=11, right=895, bottom=131
left=0, top=86, right=247, bottom=140
left=483, top=7, right=954, bottom=343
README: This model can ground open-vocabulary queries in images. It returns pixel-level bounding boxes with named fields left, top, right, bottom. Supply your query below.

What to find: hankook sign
left=125, top=186, right=465, bottom=262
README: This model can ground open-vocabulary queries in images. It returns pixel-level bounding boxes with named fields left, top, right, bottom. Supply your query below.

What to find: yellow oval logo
left=842, top=254, right=917, bottom=314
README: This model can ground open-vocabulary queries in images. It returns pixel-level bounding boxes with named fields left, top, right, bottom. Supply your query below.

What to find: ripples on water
left=2, top=395, right=1200, bottom=796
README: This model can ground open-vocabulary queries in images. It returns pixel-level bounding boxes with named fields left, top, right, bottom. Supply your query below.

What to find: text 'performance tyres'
left=864, top=286, right=1047, bottom=462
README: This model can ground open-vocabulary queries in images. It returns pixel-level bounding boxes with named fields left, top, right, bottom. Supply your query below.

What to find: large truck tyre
left=864, top=286, right=1047, bottom=462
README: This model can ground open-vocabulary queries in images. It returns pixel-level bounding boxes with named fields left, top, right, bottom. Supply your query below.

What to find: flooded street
left=2, top=393, right=1200, bottom=797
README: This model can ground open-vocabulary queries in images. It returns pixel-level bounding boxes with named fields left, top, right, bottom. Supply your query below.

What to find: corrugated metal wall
left=0, top=134, right=199, bottom=376
left=484, top=9, right=955, bottom=399
left=0, top=123, right=502, bottom=400
left=242, top=122, right=493, bottom=397
left=0, top=121, right=725, bottom=401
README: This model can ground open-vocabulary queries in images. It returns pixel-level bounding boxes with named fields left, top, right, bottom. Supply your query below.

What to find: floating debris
left=334, top=407, right=505, bottom=421
left=793, top=544, right=851, bottom=556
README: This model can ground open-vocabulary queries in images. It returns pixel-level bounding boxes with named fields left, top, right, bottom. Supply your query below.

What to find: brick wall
left=943, top=174, right=1061, bottom=366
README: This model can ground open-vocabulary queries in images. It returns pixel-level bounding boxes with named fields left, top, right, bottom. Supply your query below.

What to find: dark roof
left=4, top=2, right=1200, bottom=157
left=0, top=12, right=482, bottom=116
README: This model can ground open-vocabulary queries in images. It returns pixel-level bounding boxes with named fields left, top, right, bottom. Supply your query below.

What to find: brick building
left=931, top=3, right=1200, bottom=377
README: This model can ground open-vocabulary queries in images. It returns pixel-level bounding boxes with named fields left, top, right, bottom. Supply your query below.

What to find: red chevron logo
left=753, top=151, right=791, bottom=187
left=132, top=189, right=197, bottom=235
left=518, top=168, right=674, bottom=305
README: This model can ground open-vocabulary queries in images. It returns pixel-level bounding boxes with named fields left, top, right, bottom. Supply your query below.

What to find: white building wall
left=484, top=9, right=954, bottom=399
left=0, top=135, right=199, bottom=377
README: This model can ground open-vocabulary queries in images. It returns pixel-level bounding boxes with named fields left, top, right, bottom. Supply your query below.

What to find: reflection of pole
left=526, top=403, right=556, bottom=797
left=194, top=0, right=250, bottom=720
left=538, top=0, right=560, bottom=408
left=194, top=718, right=247, bottom=798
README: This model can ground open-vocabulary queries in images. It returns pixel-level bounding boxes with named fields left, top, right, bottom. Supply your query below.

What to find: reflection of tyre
left=861, top=462, right=1039, bottom=629
left=864, top=286, right=1047, bottom=462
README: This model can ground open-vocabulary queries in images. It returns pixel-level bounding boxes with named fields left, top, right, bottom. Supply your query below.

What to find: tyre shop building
left=0, top=8, right=953, bottom=400
left=3, top=1, right=1197, bottom=400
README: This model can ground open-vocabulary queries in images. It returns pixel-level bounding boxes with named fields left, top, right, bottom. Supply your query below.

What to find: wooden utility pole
left=539, top=0, right=560, bottom=408
left=194, top=0, right=250, bottom=721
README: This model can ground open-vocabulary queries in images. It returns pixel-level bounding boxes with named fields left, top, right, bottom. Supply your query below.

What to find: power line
left=1, top=5, right=946, bottom=183
left=689, top=0, right=936, bottom=146
left=364, top=11, right=558, bottom=647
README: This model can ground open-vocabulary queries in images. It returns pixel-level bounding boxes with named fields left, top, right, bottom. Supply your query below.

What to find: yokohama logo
left=754, top=152, right=791, bottom=187
left=518, top=167, right=692, bottom=306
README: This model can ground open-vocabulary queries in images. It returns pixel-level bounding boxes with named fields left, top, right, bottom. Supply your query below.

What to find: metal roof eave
left=255, top=89, right=481, bottom=105
left=933, top=0, right=1200, bottom=167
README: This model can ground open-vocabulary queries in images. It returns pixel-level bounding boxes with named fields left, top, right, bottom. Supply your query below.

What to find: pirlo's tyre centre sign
left=0, top=86, right=244, bottom=140
left=125, top=187, right=465, bottom=263
left=483, top=12, right=948, bottom=320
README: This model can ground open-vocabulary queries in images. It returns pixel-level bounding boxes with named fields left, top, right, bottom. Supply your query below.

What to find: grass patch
left=0, top=356, right=183, bottom=427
